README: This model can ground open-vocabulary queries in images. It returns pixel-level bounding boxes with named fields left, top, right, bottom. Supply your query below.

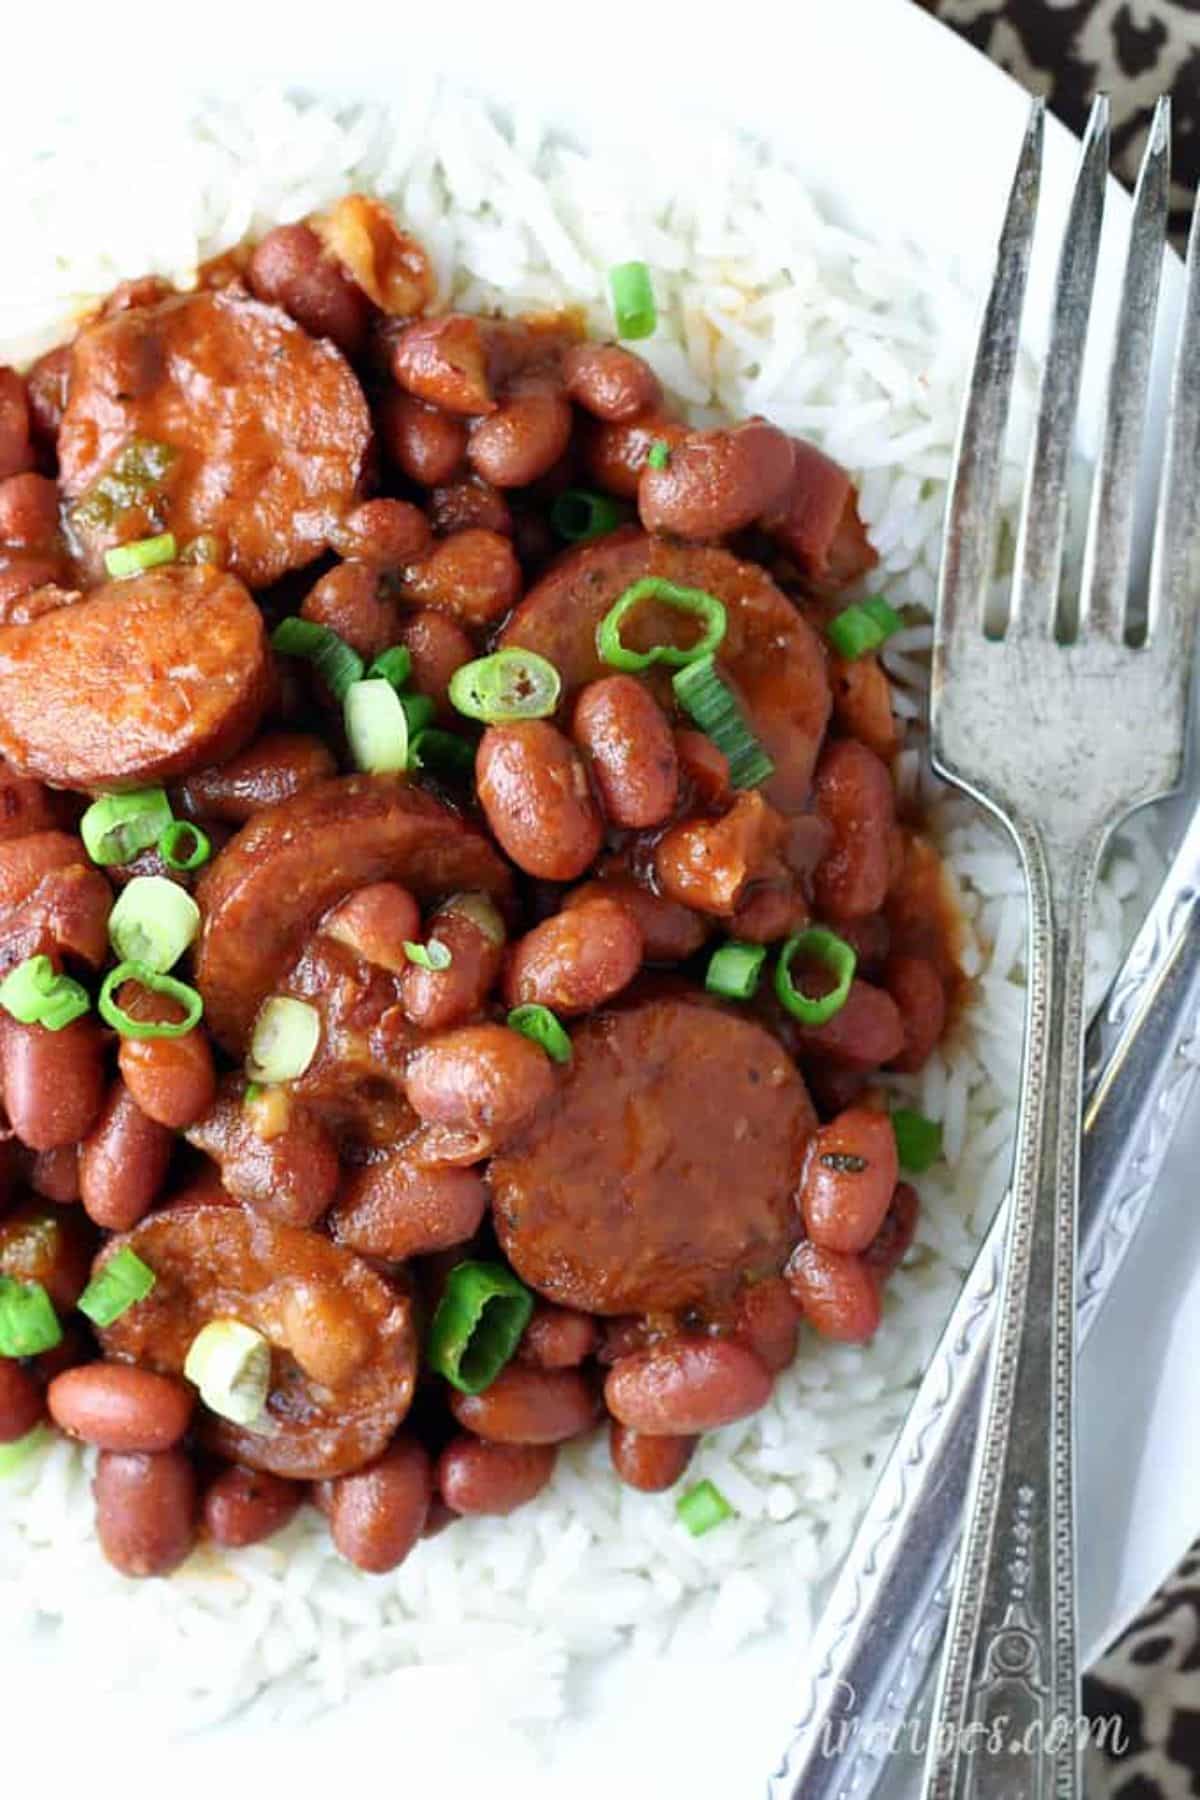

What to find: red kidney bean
left=93, top=1448, right=198, bottom=1577
left=883, top=954, right=948, bottom=1074
left=301, top=561, right=399, bottom=661
left=398, top=892, right=505, bottom=1031
left=562, top=343, right=662, bottom=422
left=0, top=1199, right=95, bottom=1312
left=562, top=875, right=707, bottom=964
left=0, top=473, right=59, bottom=549
left=654, top=791, right=785, bottom=916
left=503, top=897, right=642, bottom=1016
left=402, top=528, right=521, bottom=627
left=378, top=390, right=468, bottom=486
left=518, top=1305, right=598, bottom=1371
left=177, top=733, right=337, bottom=826
left=468, top=390, right=573, bottom=489
left=608, top=1422, right=697, bottom=1492
left=732, top=1276, right=803, bottom=1374
left=332, top=498, right=432, bottom=569
left=3, top=1016, right=106, bottom=1151
left=730, top=880, right=809, bottom=945
left=785, top=979, right=905, bottom=1073
left=784, top=1241, right=882, bottom=1343
left=390, top=315, right=495, bottom=414
left=0, top=1359, right=44, bottom=1442
left=395, top=609, right=474, bottom=721
left=830, top=654, right=899, bottom=763
left=185, top=1080, right=340, bottom=1229
left=437, top=1435, right=556, bottom=1515
left=326, top=1437, right=432, bottom=1573
left=449, top=1366, right=596, bottom=1444
left=25, top=347, right=70, bottom=447
left=79, top=1082, right=175, bottom=1232
left=321, top=881, right=422, bottom=975
left=117, top=989, right=217, bottom=1132
left=864, top=1182, right=921, bottom=1283
left=476, top=721, right=603, bottom=881
left=405, top=1023, right=556, bottom=1153
left=49, top=1363, right=194, bottom=1452
left=596, top=1316, right=652, bottom=1366
left=0, top=368, right=34, bottom=482
left=29, top=1146, right=80, bottom=1205
left=604, top=1338, right=772, bottom=1435
left=812, top=739, right=896, bottom=922
left=422, top=1497, right=456, bottom=1539
left=329, top=1152, right=487, bottom=1260
left=572, top=675, right=679, bottom=829
left=639, top=419, right=794, bottom=540
left=833, top=913, right=892, bottom=979
left=203, top=1465, right=304, bottom=1548
left=799, top=1106, right=899, bottom=1255
left=247, top=223, right=371, bottom=356
left=428, top=478, right=513, bottom=538
left=581, top=415, right=688, bottom=499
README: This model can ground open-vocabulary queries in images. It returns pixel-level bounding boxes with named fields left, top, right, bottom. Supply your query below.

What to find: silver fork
left=922, top=94, right=1200, bottom=1799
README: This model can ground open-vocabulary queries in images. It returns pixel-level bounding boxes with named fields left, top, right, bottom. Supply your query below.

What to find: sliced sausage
left=193, top=775, right=511, bottom=1052
left=0, top=565, right=269, bottom=790
left=492, top=997, right=814, bottom=1315
left=500, top=529, right=831, bottom=811
left=59, top=290, right=372, bottom=589
left=98, top=1203, right=419, bottom=1480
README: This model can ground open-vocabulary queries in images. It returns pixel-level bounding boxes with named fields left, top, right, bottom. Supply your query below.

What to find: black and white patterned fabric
left=919, top=5, right=1200, bottom=1792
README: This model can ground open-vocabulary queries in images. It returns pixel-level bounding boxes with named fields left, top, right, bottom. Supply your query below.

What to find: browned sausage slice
left=491, top=995, right=815, bottom=1315
left=98, top=1204, right=417, bottom=1480
left=58, top=290, right=371, bottom=589
left=194, top=775, right=512, bottom=1053
left=500, top=530, right=831, bottom=811
left=0, top=565, right=269, bottom=790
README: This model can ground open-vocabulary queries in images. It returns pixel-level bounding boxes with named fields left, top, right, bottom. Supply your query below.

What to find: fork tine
left=1079, top=98, right=1171, bottom=640
left=933, top=99, right=1043, bottom=660
left=1146, top=146, right=1200, bottom=661
left=1009, top=94, right=1110, bottom=637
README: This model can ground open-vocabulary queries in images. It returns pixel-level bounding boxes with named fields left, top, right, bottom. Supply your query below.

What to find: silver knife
left=768, top=793, right=1200, bottom=1800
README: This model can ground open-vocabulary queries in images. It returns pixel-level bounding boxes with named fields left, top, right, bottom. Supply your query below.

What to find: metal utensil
left=917, top=90, right=1199, bottom=1798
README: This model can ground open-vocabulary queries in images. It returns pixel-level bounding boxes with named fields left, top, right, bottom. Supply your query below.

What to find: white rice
left=0, top=86, right=1161, bottom=1741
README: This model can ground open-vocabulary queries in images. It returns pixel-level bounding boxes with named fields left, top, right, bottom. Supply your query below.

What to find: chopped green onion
left=427, top=1261, right=535, bottom=1395
left=409, top=728, right=475, bottom=777
left=103, top=531, right=177, bottom=580
left=71, top=437, right=176, bottom=533
left=672, top=655, right=775, bottom=789
left=677, top=1479, right=735, bottom=1537
left=507, top=1004, right=571, bottom=1064
left=646, top=439, right=671, bottom=471
left=158, top=820, right=211, bottom=872
left=107, top=876, right=200, bottom=972
left=78, top=1247, right=156, bottom=1328
left=344, top=678, right=410, bottom=774
left=826, top=595, right=904, bottom=661
left=365, top=645, right=413, bottom=689
left=705, top=941, right=768, bottom=1001
left=550, top=489, right=624, bottom=543
left=597, top=578, right=727, bottom=673
left=244, top=1082, right=264, bottom=1105
left=400, top=692, right=436, bottom=737
left=0, top=1424, right=49, bottom=1476
left=184, top=1319, right=271, bottom=1426
left=448, top=649, right=562, bottom=723
left=774, top=928, right=857, bottom=1027
left=892, top=1109, right=943, bottom=1173
left=246, top=997, right=321, bottom=1084
left=0, top=956, right=90, bottom=1032
left=609, top=261, right=657, bottom=340
left=403, top=939, right=452, bottom=972
left=0, top=1277, right=61, bottom=1357
left=272, top=617, right=365, bottom=702
left=80, top=787, right=173, bottom=867
left=98, top=963, right=204, bottom=1039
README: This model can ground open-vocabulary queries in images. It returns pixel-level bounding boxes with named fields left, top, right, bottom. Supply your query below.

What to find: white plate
left=4, top=2, right=1195, bottom=1794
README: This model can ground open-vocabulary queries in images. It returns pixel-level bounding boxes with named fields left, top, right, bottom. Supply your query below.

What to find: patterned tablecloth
left=920, top=5, right=1200, bottom=1794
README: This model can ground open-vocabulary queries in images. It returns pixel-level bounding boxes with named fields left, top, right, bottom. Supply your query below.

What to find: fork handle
left=923, top=829, right=1098, bottom=1800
